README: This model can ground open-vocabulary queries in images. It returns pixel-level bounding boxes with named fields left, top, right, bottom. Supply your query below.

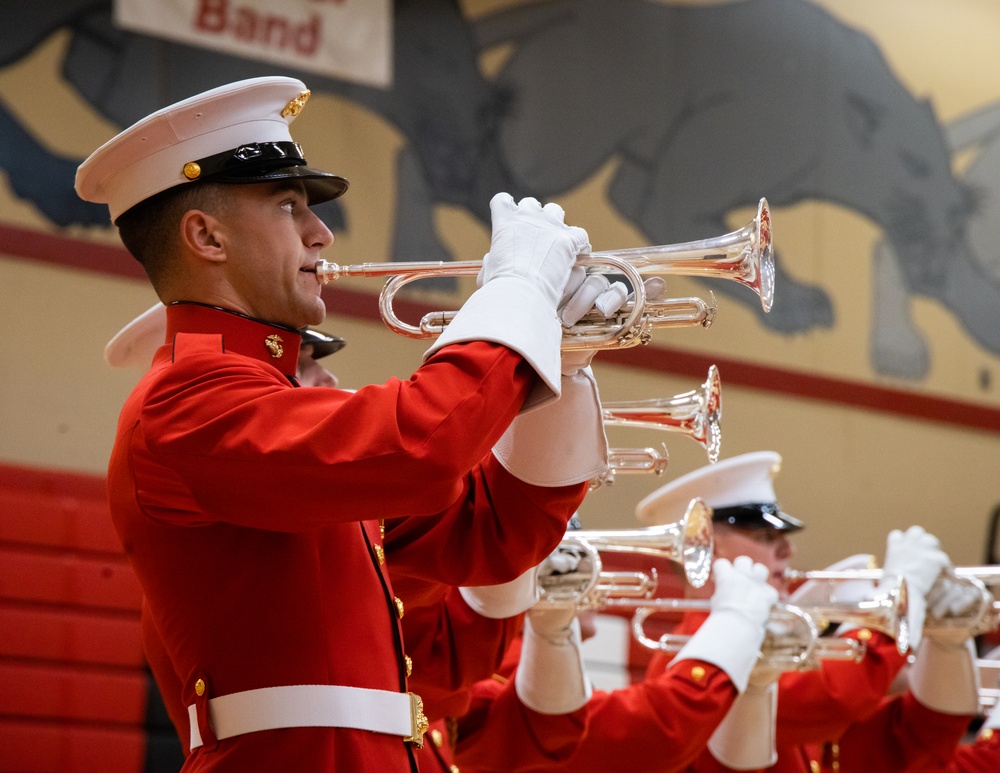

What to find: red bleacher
left=0, top=462, right=182, bottom=773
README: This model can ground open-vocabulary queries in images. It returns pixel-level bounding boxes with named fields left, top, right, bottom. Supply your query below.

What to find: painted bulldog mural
left=1, top=0, right=997, bottom=371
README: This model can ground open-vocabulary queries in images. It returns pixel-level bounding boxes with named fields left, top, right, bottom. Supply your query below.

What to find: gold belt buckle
left=405, top=692, right=428, bottom=748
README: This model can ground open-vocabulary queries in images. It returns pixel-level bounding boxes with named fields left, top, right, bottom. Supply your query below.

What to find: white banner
left=114, top=0, right=392, bottom=88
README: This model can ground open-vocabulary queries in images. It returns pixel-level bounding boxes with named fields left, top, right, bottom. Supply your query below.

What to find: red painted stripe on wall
left=3, top=223, right=999, bottom=432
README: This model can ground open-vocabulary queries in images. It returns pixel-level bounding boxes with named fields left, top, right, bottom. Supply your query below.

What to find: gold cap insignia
left=183, top=162, right=202, bottom=180
left=282, top=90, right=311, bottom=119
left=264, top=334, right=284, bottom=359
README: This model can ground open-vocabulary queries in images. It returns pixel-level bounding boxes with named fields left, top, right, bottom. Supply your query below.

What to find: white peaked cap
left=76, top=76, right=347, bottom=222
left=104, top=302, right=167, bottom=368
left=636, top=451, right=803, bottom=531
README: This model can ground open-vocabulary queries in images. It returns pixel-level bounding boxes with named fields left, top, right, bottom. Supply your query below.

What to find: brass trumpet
left=602, top=364, right=722, bottom=464
left=311, top=198, right=773, bottom=351
left=537, top=498, right=715, bottom=608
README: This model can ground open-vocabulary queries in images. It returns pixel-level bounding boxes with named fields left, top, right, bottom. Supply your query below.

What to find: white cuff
left=515, top=616, right=593, bottom=715
left=985, top=702, right=1000, bottom=730
left=423, top=277, right=562, bottom=411
left=492, top=367, right=609, bottom=486
left=910, top=636, right=980, bottom=715
left=708, top=681, right=778, bottom=770
left=673, top=609, right=765, bottom=694
left=459, top=566, right=541, bottom=619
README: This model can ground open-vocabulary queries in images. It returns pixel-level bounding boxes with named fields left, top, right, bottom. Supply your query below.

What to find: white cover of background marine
left=113, top=0, right=392, bottom=87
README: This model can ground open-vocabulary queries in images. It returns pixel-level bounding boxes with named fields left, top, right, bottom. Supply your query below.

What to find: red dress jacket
left=109, top=304, right=584, bottom=772
left=938, top=727, right=1000, bottom=773
left=452, top=630, right=737, bottom=773
left=646, top=616, right=909, bottom=772
left=800, top=691, right=971, bottom=773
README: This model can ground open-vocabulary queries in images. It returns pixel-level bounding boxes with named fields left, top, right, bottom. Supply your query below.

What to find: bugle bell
left=537, top=498, right=715, bottom=609
left=602, top=364, right=722, bottom=464
left=309, top=198, right=773, bottom=351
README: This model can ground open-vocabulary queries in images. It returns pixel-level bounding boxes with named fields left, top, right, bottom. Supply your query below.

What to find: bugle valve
left=537, top=498, right=715, bottom=609
left=310, top=198, right=773, bottom=351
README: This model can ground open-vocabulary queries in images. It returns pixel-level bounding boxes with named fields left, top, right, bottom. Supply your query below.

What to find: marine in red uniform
left=422, top=454, right=791, bottom=772
left=79, top=76, right=619, bottom=771
left=635, top=457, right=977, bottom=773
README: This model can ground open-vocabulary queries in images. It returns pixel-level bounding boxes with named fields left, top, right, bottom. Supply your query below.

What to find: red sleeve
left=384, top=453, right=585, bottom=590
left=833, top=692, right=971, bottom=772
left=947, top=728, right=1000, bottom=773
left=554, top=659, right=738, bottom=773
left=774, top=630, right=908, bottom=747
left=396, top=582, right=524, bottom=721
left=454, top=674, right=588, bottom=773
left=134, top=342, right=538, bottom=528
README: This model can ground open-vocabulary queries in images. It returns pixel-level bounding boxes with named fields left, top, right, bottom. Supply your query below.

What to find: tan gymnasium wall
left=1, top=0, right=1000, bottom=574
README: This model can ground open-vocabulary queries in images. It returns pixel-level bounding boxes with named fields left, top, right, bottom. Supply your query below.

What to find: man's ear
left=179, top=210, right=227, bottom=264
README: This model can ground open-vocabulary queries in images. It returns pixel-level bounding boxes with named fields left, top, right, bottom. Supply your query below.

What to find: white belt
left=188, top=685, right=427, bottom=750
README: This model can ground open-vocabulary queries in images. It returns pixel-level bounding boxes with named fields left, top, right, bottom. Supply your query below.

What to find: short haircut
left=116, top=182, right=231, bottom=287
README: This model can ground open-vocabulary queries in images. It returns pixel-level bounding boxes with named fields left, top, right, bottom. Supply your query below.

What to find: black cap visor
left=301, top=329, right=346, bottom=359
left=193, top=141, right=349, bottom=205
left=712, top=502, right=804, bottom=533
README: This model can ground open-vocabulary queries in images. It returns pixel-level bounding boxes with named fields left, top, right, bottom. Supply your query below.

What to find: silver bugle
left=311, top=198, right=773, bottom=350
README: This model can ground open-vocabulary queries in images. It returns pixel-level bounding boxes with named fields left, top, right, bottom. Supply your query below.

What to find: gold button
left=450, top=767, right=460, bottom=773
left=430, top=729, right=444, bottom=747
left=374, top=544, right=385, bottom=565
left=195, top=678, right=206, bottom=697
left=182, top=161, right=201, bottom=180
left=810, top=762, right=820, bottom=773
left=690, top=665, right=705, bottom=681
left=405, top=655, right=413, bottom=677
left=395, top=596, right=405, bottom=619
left=982, top=728, right=994, bottom=740
left=856, top=628, right=872, bottom=642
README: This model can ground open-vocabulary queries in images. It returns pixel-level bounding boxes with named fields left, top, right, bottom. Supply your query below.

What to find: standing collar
left=164, top=302, right=302, bottom=378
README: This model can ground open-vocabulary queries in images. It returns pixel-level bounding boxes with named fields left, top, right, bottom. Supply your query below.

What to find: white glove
left=492, top=365, right=609, bottom=486
left=558, top=276, right=658, bottom=377
left=879, top=526, right=950, bottom=650
left=985, top=698, right=1000, bottom=731
left=515, top=605, right=593, bottom=714
left=481, top=194, right=590, bottom=308
left=708, top=664, right=780, bottom=770
left=907, top=574, right=986, bottom=715
left=425, top=194, right=590, bottom=409
left=558, top=269, right=629, bottom=328
left=673, top=556, right=779, bottom=693
left=927, top=575, right=988, bottom=620
left=909, top=634, right=980, bottom=715
left=459, top=564, right=541, bottom=619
